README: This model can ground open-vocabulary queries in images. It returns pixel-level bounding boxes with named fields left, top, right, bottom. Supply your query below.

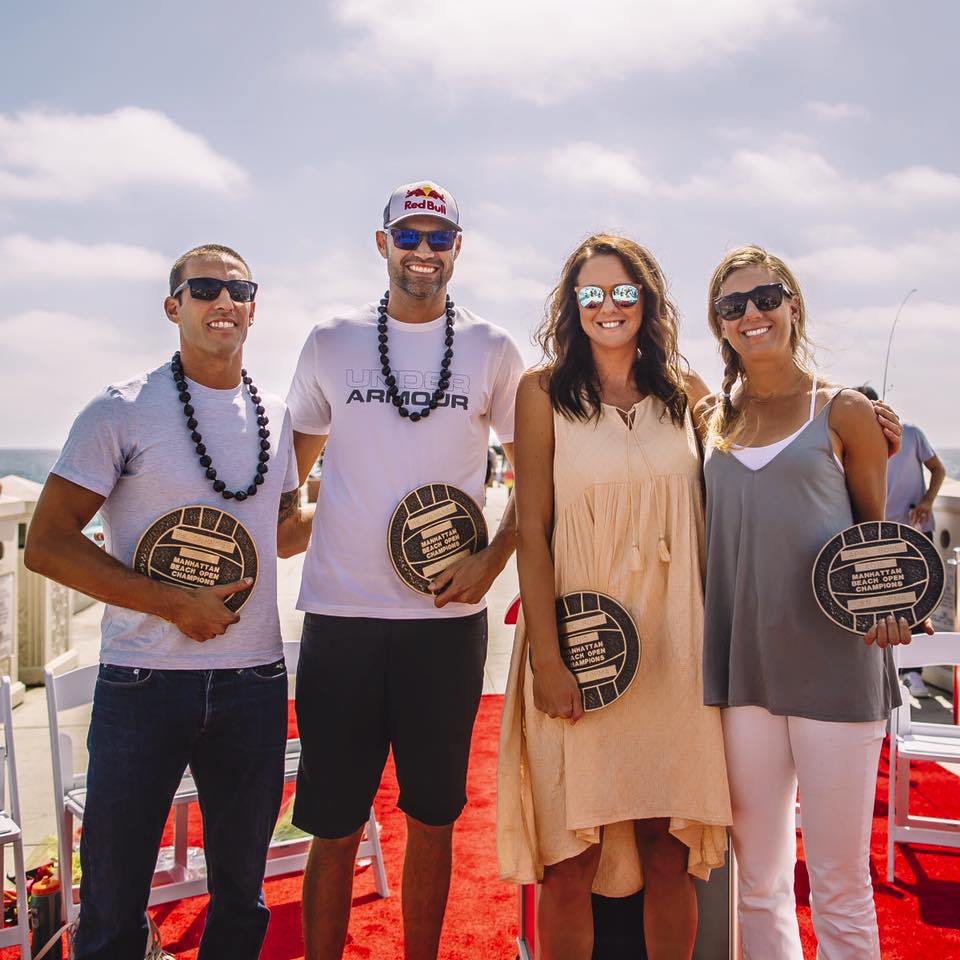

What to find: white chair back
left=0, top=675, right=32, bottom=954
left=894, top=632, right=960, bottom=672
left=44, top=657, right=98, bottom=804
left=283, top=639, right=301, bottom=675
left=886, top=632, right=960, bottom=882
left=0, top=678, right=20, bottom=829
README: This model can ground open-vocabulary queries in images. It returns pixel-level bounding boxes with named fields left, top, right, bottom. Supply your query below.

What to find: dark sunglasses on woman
left=714, top=282, right=791, bottom=322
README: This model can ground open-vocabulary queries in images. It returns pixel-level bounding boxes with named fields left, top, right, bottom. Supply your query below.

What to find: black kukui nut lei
left=377, top=291, right=454, bottom=422
left=171, top=351, right=269, bottom=502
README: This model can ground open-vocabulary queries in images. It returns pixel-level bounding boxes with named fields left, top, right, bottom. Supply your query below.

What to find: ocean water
left=942, top=448, right=960, bottom=482
left=0, top=448, right=59, bottom=485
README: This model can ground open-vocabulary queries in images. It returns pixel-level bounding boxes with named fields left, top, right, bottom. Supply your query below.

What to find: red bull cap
left=383, top=180, right=460, bottom=231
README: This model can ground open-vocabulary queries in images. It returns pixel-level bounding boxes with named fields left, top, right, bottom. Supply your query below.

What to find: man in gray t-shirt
left=26, top=244, right=309, bottom=960
left=856, top=386, right=946, bottom=697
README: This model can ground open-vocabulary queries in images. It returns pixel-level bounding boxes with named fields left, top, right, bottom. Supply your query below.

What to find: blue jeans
left=73, top=661, right=288, bottom=960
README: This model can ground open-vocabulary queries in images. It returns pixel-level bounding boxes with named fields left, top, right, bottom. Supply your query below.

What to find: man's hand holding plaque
left=388, top=483, right=488, bottom=596
left=134, top=504, right=260, bottom=641
left=165, top=578, right=253, bottom=642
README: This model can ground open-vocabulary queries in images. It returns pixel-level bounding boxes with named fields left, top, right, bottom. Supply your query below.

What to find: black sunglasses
left=714, top=282, right=791, bottom=322
left=172, top=277, right=258, bottom=303
left=389, top=227, right=458, bottom=252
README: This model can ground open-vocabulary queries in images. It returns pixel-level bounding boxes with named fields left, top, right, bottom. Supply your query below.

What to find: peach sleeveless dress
left=497, top=398, right=731, bottom=895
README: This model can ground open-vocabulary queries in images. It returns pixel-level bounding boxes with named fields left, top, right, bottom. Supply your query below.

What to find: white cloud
left=454, top=231, right=554, bottom=308
left=792, top=231, right=960, bottom=286
left=0, top=107, right=247, bottom=202
left=544, top=144, right=655, bottom=196
left=0, top=234, right=168, bottom=286
left=812, top=299, right=959, bottom=437
left=805, top=100, right=869, bottom=120
left=543, top=140, right=960, bottom=209
left=0, top=309, right=162, bottom=446
left=309, top=0, right=824, bottom=104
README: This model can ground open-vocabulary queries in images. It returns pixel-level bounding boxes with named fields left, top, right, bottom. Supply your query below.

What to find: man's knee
left=306, top=828, right=365, bottom=871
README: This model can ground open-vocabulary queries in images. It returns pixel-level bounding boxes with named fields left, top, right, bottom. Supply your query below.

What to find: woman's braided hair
left=706, top=244, right=813, bottom=451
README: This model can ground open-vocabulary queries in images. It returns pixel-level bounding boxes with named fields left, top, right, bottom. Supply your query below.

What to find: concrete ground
left=13, top=484, right=519, bottom=868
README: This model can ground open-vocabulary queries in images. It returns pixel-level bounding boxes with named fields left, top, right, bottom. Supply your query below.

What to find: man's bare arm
left=912, top=453, right=946, bottom=527
left=430, top=441, right=517, bottom=607
left=24, top=474, right=247, bottom=641
left=293, top=431, right=327, bottom=486
left=277, top=488, right=315, bottom=558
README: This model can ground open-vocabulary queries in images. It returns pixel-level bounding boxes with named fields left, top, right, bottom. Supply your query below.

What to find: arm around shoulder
left=831, top=389, right=888, bottom=523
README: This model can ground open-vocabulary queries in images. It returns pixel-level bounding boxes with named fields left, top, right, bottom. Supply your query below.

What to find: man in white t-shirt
left=286, top=181, right=524, bottom=959
left=25, top=244, right=309, bottom=959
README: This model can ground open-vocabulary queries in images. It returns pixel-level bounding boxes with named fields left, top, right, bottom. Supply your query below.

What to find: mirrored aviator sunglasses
left=713, top=282, right=787, bottom=322
left=389, top=227, right=458, bottom=252
left=577, top=284, right=641, bottom=310
left=173, top=277, right=259, bottom=302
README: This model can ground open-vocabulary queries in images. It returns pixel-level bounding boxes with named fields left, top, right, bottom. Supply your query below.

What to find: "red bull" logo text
left=404, top=185, right=448, bottom=216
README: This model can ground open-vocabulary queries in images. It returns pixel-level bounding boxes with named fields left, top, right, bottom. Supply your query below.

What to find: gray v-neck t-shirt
left=702, top=394, right=900, bottom=722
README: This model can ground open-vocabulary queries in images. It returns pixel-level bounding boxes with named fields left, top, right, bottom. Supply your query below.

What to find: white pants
left=722, top=706, right=886, bottom=960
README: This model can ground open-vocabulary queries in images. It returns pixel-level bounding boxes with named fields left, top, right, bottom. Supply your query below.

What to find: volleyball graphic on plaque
left=812, top=521, right=944, bottom=633
left=557, top=591, right=641, bottom=712
left=388, top=483, right=488, bottom=594
left=134, top=505, right=258, bottom=612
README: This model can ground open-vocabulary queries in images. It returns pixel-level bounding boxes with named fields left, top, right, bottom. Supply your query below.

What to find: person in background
left=856, top=384, right=946, bottom=697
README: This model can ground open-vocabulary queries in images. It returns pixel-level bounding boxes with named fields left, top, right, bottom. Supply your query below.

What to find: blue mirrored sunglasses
left=390, top=228, right=458, bottom=252
left=577, top=284, right=641, bottom=310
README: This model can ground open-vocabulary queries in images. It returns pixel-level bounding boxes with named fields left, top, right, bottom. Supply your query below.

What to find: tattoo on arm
left=278, top=490, right=299, bottom=525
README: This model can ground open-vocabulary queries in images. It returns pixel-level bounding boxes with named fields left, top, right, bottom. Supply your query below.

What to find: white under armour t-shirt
left=287, top=302, right=524, bottom=619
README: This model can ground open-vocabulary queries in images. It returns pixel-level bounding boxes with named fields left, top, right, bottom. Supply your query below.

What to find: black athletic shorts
left=292, top=610, right=488, bottom=839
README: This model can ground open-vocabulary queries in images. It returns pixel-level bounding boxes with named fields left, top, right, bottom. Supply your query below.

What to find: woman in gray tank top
left=695, top=245, right=916, bottom=960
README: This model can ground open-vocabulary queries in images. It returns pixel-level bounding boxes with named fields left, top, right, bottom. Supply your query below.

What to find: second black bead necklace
left=376, top=290, right=455, bottom=422
left=171, top=351, right=271, bottom=502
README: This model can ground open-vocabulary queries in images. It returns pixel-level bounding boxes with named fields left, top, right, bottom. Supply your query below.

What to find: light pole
left=881, top=287, right=918, bottom=401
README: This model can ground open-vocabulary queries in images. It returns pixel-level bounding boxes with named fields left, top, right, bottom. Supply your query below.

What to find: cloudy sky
left=2, top=0, right=957, bottom=448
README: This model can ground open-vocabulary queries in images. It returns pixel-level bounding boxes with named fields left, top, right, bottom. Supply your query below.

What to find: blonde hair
left=705, top=244, right=814, bottom=451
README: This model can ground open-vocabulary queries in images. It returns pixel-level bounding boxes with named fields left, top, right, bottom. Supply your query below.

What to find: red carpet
left=17, top=702, right=960, bottom=958
left=151, top=694, right=515, bottom=959
left=797, top=741, right=960, bottom=958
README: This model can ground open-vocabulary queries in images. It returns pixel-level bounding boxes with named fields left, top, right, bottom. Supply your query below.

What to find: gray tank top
left=703, top=390, right=901, bottom=722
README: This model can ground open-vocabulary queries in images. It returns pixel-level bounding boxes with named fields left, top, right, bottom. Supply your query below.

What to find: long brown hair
left=535, top=234, right=688, bottom=425
left=706, top=244, right=814, bottom=451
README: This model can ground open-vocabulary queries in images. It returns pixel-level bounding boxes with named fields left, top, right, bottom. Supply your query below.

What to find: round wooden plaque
left=556, top=591, right=641, bottom=712
left=133, top=505, right=258, bottom=611
left=812, top=521, right=944, bottom=633
left=388, top=483, right=488, bottom=595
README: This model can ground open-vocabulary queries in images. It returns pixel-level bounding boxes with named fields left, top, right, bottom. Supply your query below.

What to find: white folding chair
left=0, top=676, right=31, bottom=956
left=887, top=632, right=960, bottom=882
left=270, top=640, right=389, bottom=897
left=44, top=653, right=216, bottom=923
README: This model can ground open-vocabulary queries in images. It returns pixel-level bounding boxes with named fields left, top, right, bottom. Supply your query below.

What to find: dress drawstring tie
left=622, top=405, right=671, bottom=569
